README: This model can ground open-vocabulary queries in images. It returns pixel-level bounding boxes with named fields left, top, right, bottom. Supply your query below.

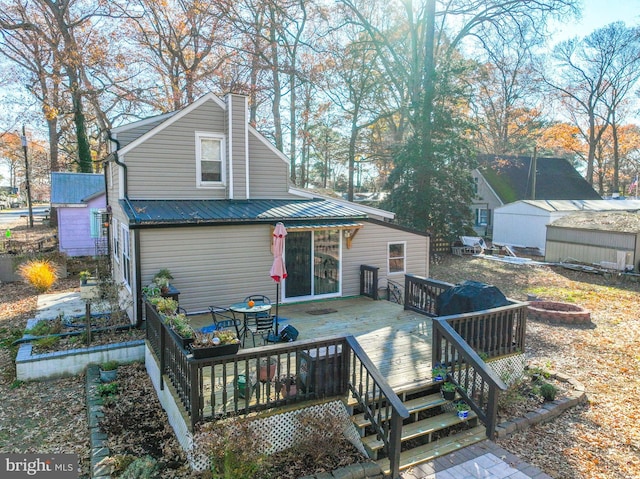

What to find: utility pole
left=21, top=125, right=34, bottom=228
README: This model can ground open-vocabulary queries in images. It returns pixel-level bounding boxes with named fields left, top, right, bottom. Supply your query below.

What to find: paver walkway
left=401, top=440, right=552, bottom=479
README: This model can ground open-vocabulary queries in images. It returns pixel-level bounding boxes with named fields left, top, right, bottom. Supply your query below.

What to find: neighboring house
left=106, top=92, right=430, bottom=324
left=493, top=199, right=640, bottom=255
left=50, top=172, right=107, bottom=257
left=545, top=211, right=640, bottom=271
left=471, top=155, right=601, bottom=237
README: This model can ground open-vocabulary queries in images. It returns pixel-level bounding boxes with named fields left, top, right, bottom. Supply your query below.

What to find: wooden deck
left=189, top=296, right=434, bottom=391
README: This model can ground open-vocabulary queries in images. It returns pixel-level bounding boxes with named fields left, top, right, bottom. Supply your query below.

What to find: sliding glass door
left=284, top=229, right=341, bottom=300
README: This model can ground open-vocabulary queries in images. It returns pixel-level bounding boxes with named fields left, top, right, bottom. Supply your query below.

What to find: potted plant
left=432, top=363, right=448, bottom=381
left=441, top=381, right=456, bottom=400
left=79, top=270, right=91, bottom=285
left=154, top=269, right=173, bottom=294
left=165, top=312, right=194, bottom=348
left=155, top=297, right=178, bottom=315
left=99, top=360, right=118, bottom=383
left=259, top=357, right=277, bottom=383
left=189, top=330, right=240, bottom=359
left=455, top=401, right=470, bottom=419
left=275, top=374, right=297, bottom=398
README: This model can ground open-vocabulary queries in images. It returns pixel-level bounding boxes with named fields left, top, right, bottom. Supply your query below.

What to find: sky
left=2, top=0, right=640, bottom=188
left=550, top=0, right=640, bottom=42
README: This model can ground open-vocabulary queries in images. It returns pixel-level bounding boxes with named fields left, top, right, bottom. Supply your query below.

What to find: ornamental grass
left=17, top=259, right=58, bottom=293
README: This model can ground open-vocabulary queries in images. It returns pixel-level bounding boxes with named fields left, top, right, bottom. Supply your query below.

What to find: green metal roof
left=120, top=199, right=368, bottom=227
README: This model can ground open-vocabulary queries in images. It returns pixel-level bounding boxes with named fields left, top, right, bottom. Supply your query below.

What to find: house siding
left=115, top=117, right=169, bottom=148
left=343, top=221, right=429, bottom=296
left=124, top=100, right=227, bottom=200
left=56, top=194, right=106, bottom=257
left=471, top=170, right=502, bottom=237
left=248, top=134, right=292, bottom=199
left=545, top=227, right=637, bottom=269
left=136, top=221, right=429, bottom=316
left=228, top=94, right=248, bottom=200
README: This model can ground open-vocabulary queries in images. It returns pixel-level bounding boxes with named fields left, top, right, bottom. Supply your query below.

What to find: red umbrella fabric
left=270, top=222, right=287, bottom=282
left=269, top=222, right=287, bottom=335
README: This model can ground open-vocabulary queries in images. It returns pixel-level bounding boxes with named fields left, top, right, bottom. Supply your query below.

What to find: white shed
left=493, top=200, right=640, bottom=254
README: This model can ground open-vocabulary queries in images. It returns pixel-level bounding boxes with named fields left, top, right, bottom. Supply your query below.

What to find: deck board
left=189, top=297, right=434, bottom=391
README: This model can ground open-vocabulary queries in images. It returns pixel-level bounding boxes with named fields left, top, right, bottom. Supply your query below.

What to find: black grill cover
left=436, top=280, right=510, bottom=316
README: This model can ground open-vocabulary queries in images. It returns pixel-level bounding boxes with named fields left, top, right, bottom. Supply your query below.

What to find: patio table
left=229, top=301, right=272, bottom=343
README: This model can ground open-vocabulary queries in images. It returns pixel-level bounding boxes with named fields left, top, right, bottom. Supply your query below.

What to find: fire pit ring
left=527, top=301, right=591, bottom=325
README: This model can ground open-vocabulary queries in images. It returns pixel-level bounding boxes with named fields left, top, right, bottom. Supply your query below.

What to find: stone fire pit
left=527, top=300, right=591, bottom=325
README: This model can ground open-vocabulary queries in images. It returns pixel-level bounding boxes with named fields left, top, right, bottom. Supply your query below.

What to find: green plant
left=17, top=259, right=58, bottom=293
left=26, top=318, right=63, bottom=336
left=154, top=276, right=169, bottom=289
left=154, top=297, right=178, bottom=315
left=33, top=335, right=60, bottom=349
left=101, top=360, right=119, bottom=371
left=79, top=270, right=91, bottom=281
left=539, top=382, right=558, bottom=401
left=119, top=455, right=159, bottom=479
left=142, top=284, right=161, bottom=298
left=432, top=363, right=448, bottom=379
left=455, top=401, right=470, bottom=412
left=165, top=313, right=193, bottom=338
left=154, top=268, right=174, bottom=281
left=10, top=379, right=24, bottom=389
left=191, top=330, right=239, bottom=348
left=441, top=382, right=456, bottom=392
left=97, top=382, right=119, bottom=397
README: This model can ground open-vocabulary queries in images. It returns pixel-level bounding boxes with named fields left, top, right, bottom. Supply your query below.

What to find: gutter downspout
left=106, top=131, right=144, bottom=327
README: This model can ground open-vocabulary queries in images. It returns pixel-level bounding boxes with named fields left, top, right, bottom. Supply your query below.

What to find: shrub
left=97, top=382, right=119, bottom=397
left=17, top=259, right=58, bottom=293
left=539, top=382, right=558, bottom=401
left=197, top=417, right=269, bottom=479
left=119, top=455, right=159, bottom=479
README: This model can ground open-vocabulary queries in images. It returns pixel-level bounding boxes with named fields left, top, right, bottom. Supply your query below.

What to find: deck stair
left=348, top=381, right=487, bottom=476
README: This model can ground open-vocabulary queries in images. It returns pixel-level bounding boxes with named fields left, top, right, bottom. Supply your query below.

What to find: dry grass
left=430, top=254, right=640, bottom=479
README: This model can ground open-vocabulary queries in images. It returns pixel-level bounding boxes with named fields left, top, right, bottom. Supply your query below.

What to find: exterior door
left=284, top=229, right=341, bottom=300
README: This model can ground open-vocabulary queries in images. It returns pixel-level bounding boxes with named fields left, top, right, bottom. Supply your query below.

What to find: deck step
left=362, top=411, right=477, bottom=452
left=347, top=379, right=443, bottom=408
left=376, top=424, right=487, bottom=475
left=352, top=393, right=448, bottom=429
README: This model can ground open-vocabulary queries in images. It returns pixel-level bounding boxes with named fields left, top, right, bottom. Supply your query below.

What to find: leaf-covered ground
left=430, top=254, right=640, bottom=479
left=1, top=228, right=639, bottom=478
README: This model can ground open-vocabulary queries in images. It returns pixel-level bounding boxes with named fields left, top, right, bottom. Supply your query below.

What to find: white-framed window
left=476, top=208, right=490, bottom=226
left=121, top=224, right=131, bottom=289
left=112, top=218, right=120, bottom=263
left=388, top=241, right=406, bottom=274
left=196, top=132, right=225, bottom=187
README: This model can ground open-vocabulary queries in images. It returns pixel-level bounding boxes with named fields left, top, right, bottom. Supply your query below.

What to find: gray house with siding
left=105, top=92, right=430, bottom=324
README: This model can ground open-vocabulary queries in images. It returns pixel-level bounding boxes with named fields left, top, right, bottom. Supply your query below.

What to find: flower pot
left=457, top=409, right=469, bottom=419
left=442, top=389, right=456, bottom=401
left=100, top=369, right=117, bottom=383
left=191, top=342, right=240, bottom=359
left=168, top=327, right=194, bottom=350
left=236, top=374, right=252, bottom=399
left=259, top=359, right=277, bottom=383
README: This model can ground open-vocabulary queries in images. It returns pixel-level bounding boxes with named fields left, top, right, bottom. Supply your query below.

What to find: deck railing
left=405, top=274, right=527, bottom=439
left=432, top=318, right=508, bottom=439
left=404, top=274, right=452, bottom=316
left=360, top=264, right=379, bottom=300
left=145, top=300, right=408, bottom=478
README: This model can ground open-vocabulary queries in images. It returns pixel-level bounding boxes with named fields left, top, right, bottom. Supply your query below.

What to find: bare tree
left=543, top=22, right=640, bottom=186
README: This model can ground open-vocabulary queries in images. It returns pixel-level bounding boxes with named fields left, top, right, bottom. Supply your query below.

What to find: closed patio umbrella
left=269, top=222, right=287, bottom=334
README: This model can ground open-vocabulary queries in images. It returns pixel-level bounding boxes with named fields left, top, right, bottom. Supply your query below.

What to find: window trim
left=112, top=218, right=120, bottom=264
left=476, top=208, right=489, bottom=226
left=387, top=241, right=406, bottom=275
left=121, top=224, right=131, bottom=291
left=195, top=131, right=226, bottom=188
